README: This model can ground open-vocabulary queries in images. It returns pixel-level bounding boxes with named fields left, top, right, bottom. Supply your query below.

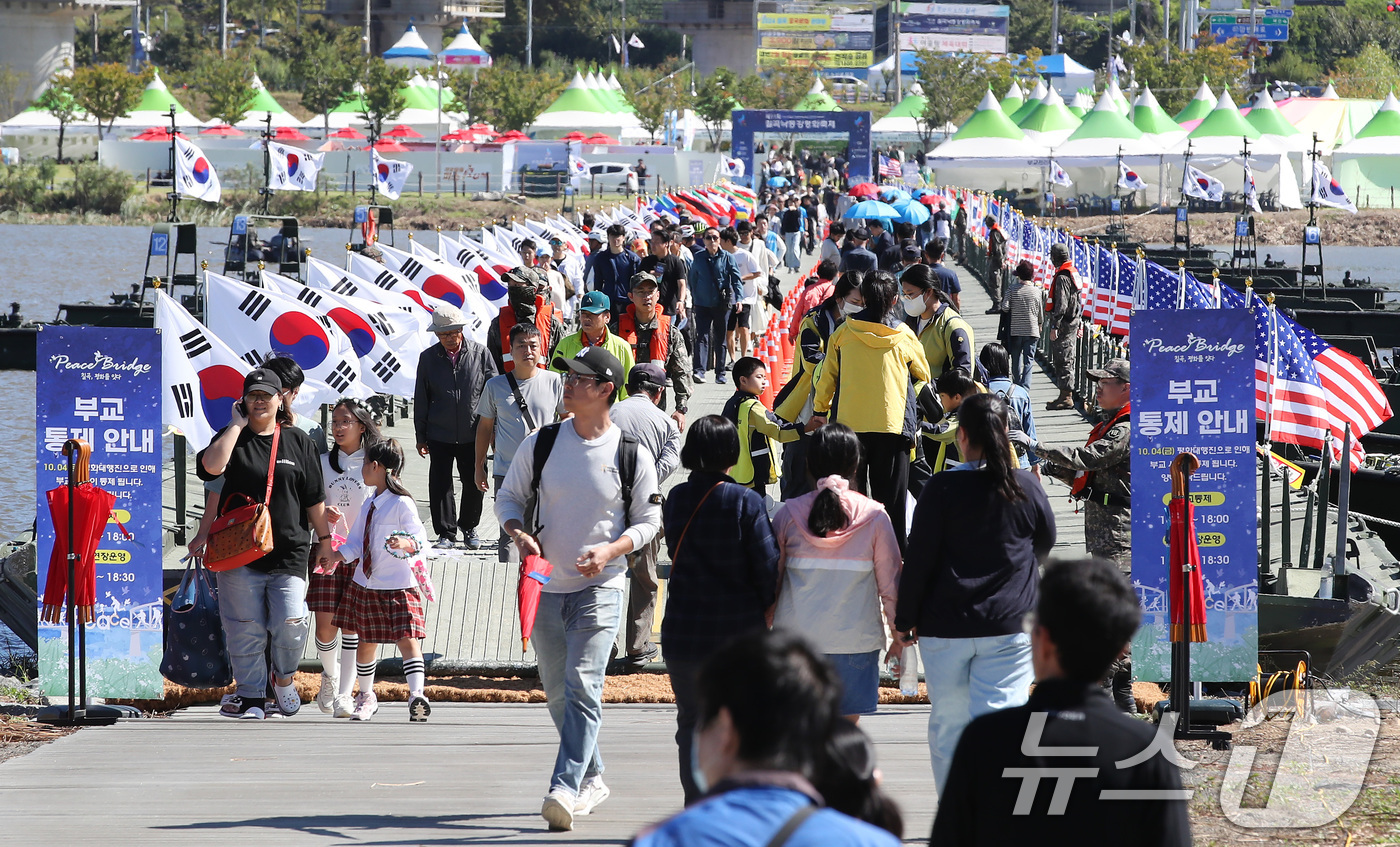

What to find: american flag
left=879, top=155, right=902, bottom=179
left=1138, top=260, right=1216, bottom=311
left=1092, top=247, right=1134, bottom=335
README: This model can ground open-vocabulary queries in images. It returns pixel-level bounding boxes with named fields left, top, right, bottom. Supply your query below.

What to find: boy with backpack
left=495, top=346, right=662, bottom=833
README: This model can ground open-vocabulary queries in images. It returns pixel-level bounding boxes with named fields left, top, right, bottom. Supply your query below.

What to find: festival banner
left=1130, top=309, right=1259, bottom=682
left=757, top=49, right=875, bottom=69
left=35, top=326, right=164, bottom=698
left=759, top=31, right=875, bottom=50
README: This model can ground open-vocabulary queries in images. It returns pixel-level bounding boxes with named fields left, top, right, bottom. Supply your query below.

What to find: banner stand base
left=36, top=703, right=125, bottom=727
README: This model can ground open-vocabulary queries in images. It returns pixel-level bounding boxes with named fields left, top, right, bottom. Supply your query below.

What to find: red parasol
left=583, top=133, right=618, bottom=145
left=492, top=129, right=530, bottom=143
left=518, top=554, right=553, bottom=652
left=1169, top=454, right=1208, bottom=642
left=917, top=194, right=938, bottom=206
left=560, top=131, right=588, bottom=141
left=272, top=126, right=311, bottom=141
left=847, top=182, right=879, bottom=198
left=132, top=127, right=185, bottom=141
left=40, top=442, right=115, bottom=625
left=200, top=123, right=244, bottom=137
left=384, top=124, right=424, bottom=138
left=372, top=139, right=410, bottom=153
left=329, top=127, right=366, bottom=139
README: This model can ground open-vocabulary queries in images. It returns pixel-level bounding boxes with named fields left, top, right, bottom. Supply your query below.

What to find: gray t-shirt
left=608, top=395, right=681, bottom=483
left=475, top=369, right=564, bottom=476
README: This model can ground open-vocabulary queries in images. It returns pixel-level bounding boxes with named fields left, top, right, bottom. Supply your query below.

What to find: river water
left=3, top=224, right=1400, bottom=654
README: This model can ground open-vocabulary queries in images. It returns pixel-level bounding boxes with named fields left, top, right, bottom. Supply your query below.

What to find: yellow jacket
left=814, top=315, right=931, bottom=436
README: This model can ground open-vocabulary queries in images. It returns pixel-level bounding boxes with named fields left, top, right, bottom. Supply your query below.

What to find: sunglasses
left=703, top=235, right=719, bottom=241
left=563, top=373, right=607, bottom=385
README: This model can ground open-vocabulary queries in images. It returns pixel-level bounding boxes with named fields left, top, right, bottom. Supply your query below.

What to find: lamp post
left=526, top=0, right=534, bottom=68
left=436, top=56, right=442, bottom=197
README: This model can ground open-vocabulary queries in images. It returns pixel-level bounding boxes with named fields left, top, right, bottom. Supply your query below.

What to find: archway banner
left=731, top=110, right=873, bottom=188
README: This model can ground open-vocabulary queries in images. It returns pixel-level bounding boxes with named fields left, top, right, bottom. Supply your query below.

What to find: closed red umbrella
left=1169, top=454, right=1208, bottom=643
left=518, top=554, right=553, bottom=652
left=848, top=182, right=879, bottom=198
left=41, top=448, right=116, bottom=627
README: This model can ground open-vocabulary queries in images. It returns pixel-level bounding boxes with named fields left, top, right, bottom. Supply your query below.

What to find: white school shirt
left=338, top=489, right=429, bottom=591
left=320, top=448, right=369, bottom=543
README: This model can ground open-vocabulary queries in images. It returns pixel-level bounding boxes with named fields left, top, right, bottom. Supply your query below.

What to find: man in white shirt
left=720, top=226, right=761, bottom=364
left=738, top=218, right=781, bottom=333
left=497, top=346, right=661, bottom=833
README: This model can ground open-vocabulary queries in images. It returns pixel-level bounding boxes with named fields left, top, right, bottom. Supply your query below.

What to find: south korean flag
left=371, top=148, right=413, bottom=200
left=153, top=289, right=248, bottom=451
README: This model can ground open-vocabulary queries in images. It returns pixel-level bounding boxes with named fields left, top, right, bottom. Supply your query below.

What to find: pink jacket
left=771, top=480, right=902, bottom=654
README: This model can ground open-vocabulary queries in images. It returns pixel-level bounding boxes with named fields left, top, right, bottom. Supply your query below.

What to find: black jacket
left=931, top=679, right=1191, bottom=847
left=897, top=468, right=1055, bottom=637
left=414, top=340, right=498, bottom=444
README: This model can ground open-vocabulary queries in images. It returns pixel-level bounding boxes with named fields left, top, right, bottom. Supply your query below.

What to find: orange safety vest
left=497, top=296, right=555, bottom=372
left=616, top=305, right=671, bottom=365
left=1071, top=402, right=1130, bottom=498
left=1047, top=261, right=1078, bottom=312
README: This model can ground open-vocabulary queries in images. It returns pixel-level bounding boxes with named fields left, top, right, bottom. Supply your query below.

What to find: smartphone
left=234, top=400, right=247, bottom=417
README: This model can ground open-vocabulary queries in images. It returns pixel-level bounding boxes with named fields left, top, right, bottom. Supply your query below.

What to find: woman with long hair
left=810, top=270, right=931, bottom=548
left=771, top=424, right=901, bottom=722
left=895, top=393, right=1056, bottom=795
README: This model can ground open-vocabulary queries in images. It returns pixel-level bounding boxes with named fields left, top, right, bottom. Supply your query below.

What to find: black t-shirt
left=640, top=253, right=687, bottom=314
left=198, top=424, right=326, bottom=577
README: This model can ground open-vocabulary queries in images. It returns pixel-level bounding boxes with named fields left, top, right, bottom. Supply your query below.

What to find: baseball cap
left=243, top=367, right=283, bottom=396
left=548, top=235, right=564, bottom=246
left=580, top=290, right=611, bottom=314
left=852, top=227, right=870, bottom=241
left=901, top=243, right=921, bottom=261
left=629, top=271, right=659, bottom=290
left=587, top=229, right=604, bottom=243
left=553, top=346, right=624, bottom=388
left=628, top=362, right=666, bottom=391
left=679, top=225, right=695, bottom=238
left=1087, top=358, right=1131, bottom=382
left=503, top=266, right=542, bottom=289
left=430, top=304, right=467, bottom=333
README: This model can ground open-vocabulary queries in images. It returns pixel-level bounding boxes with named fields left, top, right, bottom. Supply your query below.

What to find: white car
left=586, top=162, right=637, bottom=193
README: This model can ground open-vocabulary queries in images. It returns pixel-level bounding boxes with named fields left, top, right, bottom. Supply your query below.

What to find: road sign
left=1206, top=5, right=1292, bottom=14
left=1210, top=22, right=1289, bottom=41
left=1209, top=13, right=1290, bottom=24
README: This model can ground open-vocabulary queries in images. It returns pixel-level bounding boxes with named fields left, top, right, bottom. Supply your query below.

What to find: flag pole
left=166, top=105, right=180, bottom=222
left=261, top=112, right=273, bottom=216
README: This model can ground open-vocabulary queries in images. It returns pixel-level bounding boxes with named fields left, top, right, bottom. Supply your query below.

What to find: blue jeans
left=692, top=304, right=730, bottom=377
left=217, top=567, right=309, bottom=699
left=533, top=585, right=624, bottom=795
left=1008, top=335, right=1037, bottom=389
left=918, top=632, right=1033, bottom=795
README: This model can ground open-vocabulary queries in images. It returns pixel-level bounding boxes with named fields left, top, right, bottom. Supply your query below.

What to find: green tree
left=294, top=27, right=365, bottom=136
left=1332, top=42, right=1400, bottom=98
left=0, top=64, right=29, bottom=122
left=913, top=52, right=1033, bottom=149
left=621, top=63, right=692, bottom=142
left=194, top=53, right=258, bottom=125
left=693, top=68, right=741, bottom=148
left=733, top=68, right=815, bottom=110
left=35, top=76, right=83, bottom=163
left=1007, top=0, right=1054, bottom=56
left=451, top=60, right=563, bottom=132
left=1265, top=50, right=1324, bottom=86
left=1118, top=40, right=1248, bottom=114
left=359, top=58, right=411, bottom=141
left=70, top=63, right=151, bottom=139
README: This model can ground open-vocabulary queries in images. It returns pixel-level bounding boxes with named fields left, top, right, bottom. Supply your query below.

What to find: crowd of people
left=184, top=184, right=1174, bottom=844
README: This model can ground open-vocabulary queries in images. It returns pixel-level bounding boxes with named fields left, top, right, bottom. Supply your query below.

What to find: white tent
left=108, top=70, right=206, bottom=129
left=927, top=89, right=1048, bottom=190
left=383, top=24, right=436, bottom=68
left=233, top=73, right=305, bottom=129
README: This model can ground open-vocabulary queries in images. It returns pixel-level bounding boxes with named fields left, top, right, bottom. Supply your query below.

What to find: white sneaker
left=316, top=673, right=338, bottom=714
left=541, top=787, right=576, bottom=831
left=273, top=681, right=301, bottom=717
left=332, top=694, right=355, bottom=718
left=574, top=776, right=610, bottom=816
left=351, top=691, right=379, bottom=721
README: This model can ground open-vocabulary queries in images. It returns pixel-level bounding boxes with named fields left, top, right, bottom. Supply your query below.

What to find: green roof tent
left=1243, top=88, right=1307, bottom=151
left=1188, top=90, right=1262, bottom=140
left=607, top=72, right=635, bottom=114
left=1355, top=91, right=1400, bottom=140
left=111, top=70, right=204, bottom=128
left=1000, top=80, right=1024, bottom=116
left=531, top=70, right=634, bottom=129
left=952, top=89, right=1029, bottom=141
left=235, top=73, right=305, bottom=129
left=1174, top=79, right=1215, bottom=124
left=1018, top=85, right=1082, bottom=145
left=794, top=78, right=843, bottom=112
left=540, top=71, right=611, bottom=116
left=1106, top=79, right=1131, bottom=116
left=1132, top=85, right=1185, bottom=139
left=1009, top=78, right=1048, bottom=124
left=1333, top=93, right=1400, bottom=202
left=1067, top=90, right=1093, bottom=118
left=1057, top=90, right=1163, bottom=158
left=927, top=88, right=1045, bottom=165
left=872, top=82, right=931, bottom=134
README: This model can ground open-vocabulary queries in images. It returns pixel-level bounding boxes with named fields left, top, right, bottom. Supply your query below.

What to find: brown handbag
left=205, top=425, right=281, bottom=572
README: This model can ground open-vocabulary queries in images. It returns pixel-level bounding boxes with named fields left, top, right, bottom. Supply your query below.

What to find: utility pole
left=1129, top=0, right=1136, bottom=42
left=220, top=0, right=228, bottom=56
left=526, top=0, right=534, bottom=67
left=1051, top=0, right=1061, bottom=54
left=893, top=0, right=902, bottom=102
left=130, top=1, right=141, bottom=71
left=621, top=0, right=629, bottom=68
left=362, top=0, right=371, bottom=55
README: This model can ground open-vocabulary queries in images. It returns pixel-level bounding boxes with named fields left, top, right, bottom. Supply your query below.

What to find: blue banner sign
left=1130, top=308, right=1259, bottom=682
left=731, top=110, right=873, bottom=187
left=35, top=326, right=165, bottom=698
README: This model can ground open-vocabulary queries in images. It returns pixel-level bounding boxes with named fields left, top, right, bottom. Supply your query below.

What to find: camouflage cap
left=1086, top=358, right=1130, bottom=382
left=503, top=266, right=544, bottom=289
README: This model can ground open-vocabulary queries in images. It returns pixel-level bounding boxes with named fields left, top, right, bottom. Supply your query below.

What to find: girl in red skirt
left=325, top=438, right=432, bottom=722
left=311, top=399, right=379, bottom=716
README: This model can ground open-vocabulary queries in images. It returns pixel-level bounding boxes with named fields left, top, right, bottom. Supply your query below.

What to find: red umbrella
left=200, top=124, right=244, bottom=137
left=848, top=182, right=879, bottom=198
left=441, top=129, right=470, bottom=141
left=917, top=194, right=938, bottom=206
left=492, top=129, right=530, bottom=143
left=132, top=127, right=184, bottom=141
left=272, top=126, right=311, bottom=141
left=372, top=139, right=410, bottom=153
left=518, top=554, right=553, bottom=652
left=583, top=133, right=618, bottom=144
left=384, top=124, right=424, bottom=138
left=560, top=131, right=588, bottom=141
left=330, top=127, right=366, bottom=139
left=41, top=442, right=116, bottom=627
left=1169, top=454, right=1208, bottom=643
left=469, top=122, right=493, bottom=131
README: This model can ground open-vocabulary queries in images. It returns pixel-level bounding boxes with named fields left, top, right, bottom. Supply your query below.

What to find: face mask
left=690, top=726, right=709, bottom=795
left=903, top=294, right=926, bottom=317
left=842, top=301, right=862, bottom=317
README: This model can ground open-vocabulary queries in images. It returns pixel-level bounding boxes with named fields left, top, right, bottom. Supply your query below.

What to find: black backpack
left=528, top=422, right=640, bottom=532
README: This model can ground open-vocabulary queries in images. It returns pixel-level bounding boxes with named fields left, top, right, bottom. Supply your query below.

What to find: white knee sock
left=403, top=657, right=425, bottom=699
left=356, top=659, right=377, bottom=697
left=316, top=637, right=339, bottom=679
left=338, top=634, right=359, bottom=698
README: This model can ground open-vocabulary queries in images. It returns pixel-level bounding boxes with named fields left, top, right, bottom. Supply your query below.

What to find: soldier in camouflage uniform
left=1045, top=243, right=1081, bottom=411
left=1010, top=358, right=1135, bottom=712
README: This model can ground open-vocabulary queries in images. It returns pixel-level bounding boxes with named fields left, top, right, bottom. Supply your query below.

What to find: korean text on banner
left=1130, top=309, right=1259, bottom=682
left=35, top=326, right=164, bottom=698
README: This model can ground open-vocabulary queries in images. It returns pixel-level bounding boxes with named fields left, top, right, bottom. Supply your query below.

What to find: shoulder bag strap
left=764, top=805, right=817, bottom=847
left=505, top=371, right=537, bottom=432
left=674, top=481, right=723, bottom=567
left=263, top=425, right=281, bottom=505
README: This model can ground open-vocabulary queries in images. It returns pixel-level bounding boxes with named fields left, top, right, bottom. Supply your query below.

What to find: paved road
left=0, top=703, right=939, bottom=845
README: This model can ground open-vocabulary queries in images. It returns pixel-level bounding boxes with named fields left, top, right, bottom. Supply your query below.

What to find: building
left=651, top=0, right=758, bottom=76
left=1, top=0, right=135, bottom=111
